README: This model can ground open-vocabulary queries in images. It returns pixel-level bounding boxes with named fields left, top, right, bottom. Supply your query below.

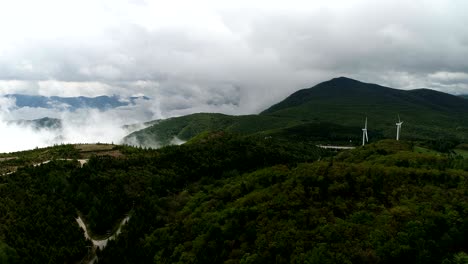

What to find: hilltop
left=0, top=143, right=124, bottom=175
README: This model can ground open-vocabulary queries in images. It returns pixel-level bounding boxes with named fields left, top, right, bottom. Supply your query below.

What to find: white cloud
left=428, top=71, right=468, bottom=84
left=0, top=80, right=39, bottom=95
left=0, top=121, right=59, bottom=153
left=37, top=81, right=116, bottom=97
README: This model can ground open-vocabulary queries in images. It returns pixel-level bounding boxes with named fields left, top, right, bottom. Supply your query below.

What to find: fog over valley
left=0, top=95, right=140, bottom=152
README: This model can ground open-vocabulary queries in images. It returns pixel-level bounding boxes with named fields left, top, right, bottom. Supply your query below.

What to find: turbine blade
left=365, top=117, right=367, bottom=129
left=365, top=131, right=369, bottom=142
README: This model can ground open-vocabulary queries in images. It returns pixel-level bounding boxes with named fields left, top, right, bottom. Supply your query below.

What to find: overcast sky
left=1, top=0, right=468, bottom=118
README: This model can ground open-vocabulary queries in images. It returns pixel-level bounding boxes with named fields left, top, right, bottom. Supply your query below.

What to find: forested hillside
left=1, top=133, right=468, bottom=263
left=98, top=139, right=468, bottom=263
left=0, top=133, right=327, bottom=263
left=125, top=77, right=468, bottom=148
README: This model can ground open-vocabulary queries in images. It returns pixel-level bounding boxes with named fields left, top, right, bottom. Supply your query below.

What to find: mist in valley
left=0, top=96, right=153, bottom=153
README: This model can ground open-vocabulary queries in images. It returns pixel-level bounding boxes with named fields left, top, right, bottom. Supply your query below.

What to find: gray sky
left=1, top=0, right=468, bottom=118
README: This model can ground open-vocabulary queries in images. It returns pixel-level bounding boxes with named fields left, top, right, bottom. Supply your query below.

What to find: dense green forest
left=0, top=160, right=90, bottom=263
left=0, top=133, right=326, bottom=263
left=98, top=139, right=468, bottom=263
left=1, top=132, right=468, bottom=263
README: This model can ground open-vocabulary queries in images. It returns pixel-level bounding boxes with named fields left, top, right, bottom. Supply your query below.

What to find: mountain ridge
left=261, top=77, right=395, bottom=114
left=125, top=77, right=468, bottom=147
left=262, top=77, right=468, bottom=116
left=7, top=117, right=62, bottom=130
left=4, top=94, right=150, bottom=110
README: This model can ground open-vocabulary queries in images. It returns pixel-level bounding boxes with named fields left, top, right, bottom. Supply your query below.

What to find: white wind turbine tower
left=396, top=115, right=403, bottom=140
left=362, top=117, right=369, bottom=146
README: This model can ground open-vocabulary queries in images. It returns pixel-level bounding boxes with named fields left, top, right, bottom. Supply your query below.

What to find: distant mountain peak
left=261, top=76, right=468, bottom=116
left=324, top=76, right=383, bottom=88
left=7, top=117, right=62, bottom=130
left=261, top=77, right=390, bottom=114
left=330, top=76, right=359, bottom=82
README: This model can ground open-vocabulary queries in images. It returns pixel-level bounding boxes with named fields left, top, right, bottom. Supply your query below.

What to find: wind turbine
left=362, top=117, right=369, bottom=146
left=396, top=115, right=403, bottom=140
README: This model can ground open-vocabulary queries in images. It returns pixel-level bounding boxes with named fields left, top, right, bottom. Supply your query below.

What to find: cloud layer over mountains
left=0, top=96, right=146, bottom=152
left=1, top=1, right=468, bottom=113
left=0, top=0, right=467, bottom=151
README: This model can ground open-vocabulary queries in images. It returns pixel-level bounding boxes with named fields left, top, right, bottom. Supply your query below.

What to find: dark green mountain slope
left=124, top=77, right=468, bottom=147
left=261, top=77, right=468, bottom=139
left=123, top=113, right=305, bottom=146
left=263, top=77, right=468, bottom=115
left=407, top=88, right=468, bottom=112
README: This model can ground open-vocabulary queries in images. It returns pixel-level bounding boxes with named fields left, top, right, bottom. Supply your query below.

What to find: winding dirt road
left=76, top=215, right=131, bottom=263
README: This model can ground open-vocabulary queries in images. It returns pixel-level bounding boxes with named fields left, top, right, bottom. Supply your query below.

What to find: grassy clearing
left=0, top=144, right=126, bottom=175
left=74, top=144, right=116, bottom=152
left=74, top=144, right=123, bottom=158
left=454, top=149, right=468, bottom=158
left=413, top=146, right=441, bottom=155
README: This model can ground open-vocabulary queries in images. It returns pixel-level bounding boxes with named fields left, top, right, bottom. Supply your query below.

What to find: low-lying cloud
left=0, top=91, right=241, bottom=152
left=0, top=95, right=145, bottom=152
